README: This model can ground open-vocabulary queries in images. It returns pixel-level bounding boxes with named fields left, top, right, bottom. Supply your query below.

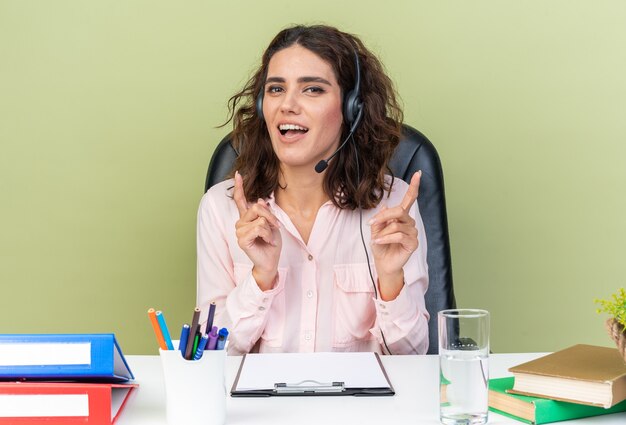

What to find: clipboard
left=230, top=352, right=395, bottom=397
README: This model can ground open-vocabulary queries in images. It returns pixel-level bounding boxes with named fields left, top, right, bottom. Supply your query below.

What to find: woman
left=197, top=25, right=429, bottom=355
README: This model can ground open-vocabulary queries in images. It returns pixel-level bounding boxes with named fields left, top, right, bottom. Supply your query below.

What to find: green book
left=488, top=377, right=626, bottom=424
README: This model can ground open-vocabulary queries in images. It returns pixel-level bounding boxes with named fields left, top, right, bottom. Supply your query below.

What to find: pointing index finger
left=233, top=171, right=249, bottom=217
left=400, top=171, right=422, bottom=211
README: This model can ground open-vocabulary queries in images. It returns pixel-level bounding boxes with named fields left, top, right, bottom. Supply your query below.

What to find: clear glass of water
left=439, top=309, right=490, bottom=425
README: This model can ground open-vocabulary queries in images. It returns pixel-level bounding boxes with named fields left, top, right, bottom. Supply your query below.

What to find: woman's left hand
left=369, top=171, right=421, bottom=301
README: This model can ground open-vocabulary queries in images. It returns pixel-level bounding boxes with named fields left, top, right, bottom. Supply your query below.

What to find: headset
left=342, top=48, right=364, bottom=132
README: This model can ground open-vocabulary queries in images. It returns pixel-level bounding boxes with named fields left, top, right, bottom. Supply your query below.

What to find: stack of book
left=489, top=344, right=626, bottom=424
left=0, top=334, right=137, bottom=424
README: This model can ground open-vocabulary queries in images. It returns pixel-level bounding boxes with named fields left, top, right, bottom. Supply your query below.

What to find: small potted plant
left=595, top=287, right=626, bottom=362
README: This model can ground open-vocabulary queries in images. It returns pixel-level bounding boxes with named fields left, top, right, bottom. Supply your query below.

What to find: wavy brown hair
left=223, top=25, right=403, bottom=209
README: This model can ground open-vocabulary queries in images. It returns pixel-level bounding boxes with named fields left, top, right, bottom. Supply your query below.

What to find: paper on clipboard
left=233, top=352, right=391, bottom=392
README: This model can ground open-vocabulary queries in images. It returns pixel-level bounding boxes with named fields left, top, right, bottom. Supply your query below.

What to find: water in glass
left=439, top=347, right=489, bottom=425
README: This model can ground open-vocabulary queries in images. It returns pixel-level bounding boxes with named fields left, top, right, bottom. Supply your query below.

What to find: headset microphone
left=314, top=48, right=363, bottom=174
left=314, top=107, right=363, bottom=173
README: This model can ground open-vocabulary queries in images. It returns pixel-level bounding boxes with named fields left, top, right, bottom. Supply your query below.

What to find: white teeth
left=278, top=124, right=308, bottom=131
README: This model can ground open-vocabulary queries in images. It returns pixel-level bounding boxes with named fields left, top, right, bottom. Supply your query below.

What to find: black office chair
left=204, top=124, right=456, bottom=354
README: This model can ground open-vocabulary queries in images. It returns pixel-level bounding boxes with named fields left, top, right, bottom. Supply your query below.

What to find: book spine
left=0, top=334, right=113, bottom=379
left=488, top=407, right=532, bottom=424
left=535, top=397, right=626, bottom=424
left=0, top=383, right=111, bottom=424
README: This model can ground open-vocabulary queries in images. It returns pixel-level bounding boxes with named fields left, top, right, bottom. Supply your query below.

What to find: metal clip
left=274, top=380, right=345, bottom=394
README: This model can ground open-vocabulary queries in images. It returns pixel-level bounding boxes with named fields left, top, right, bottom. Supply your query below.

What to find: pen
left=147, top=308, right=167, bottom=350
left=206, top=302, right=216, bottom=333
left=192, top=331, right=200, bottom=356
left=207, top=326, right=218, bottom=351
left=156, top=310, right=174, bottom=350
left=216, top=328, right=229, bottom=350
left=178, top=324, right=190, bottom=355
left=184, top=308, right=201, bottom=360
left=193, top=334, right=210, bottom=360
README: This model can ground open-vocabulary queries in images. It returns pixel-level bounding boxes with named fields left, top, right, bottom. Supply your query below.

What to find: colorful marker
left=178, top=324, right=190, bottom=355
left=184, top=308, right=201, bottom=360
left=207, top=326, right=218, bottom=350
left=156, top=310, right=174, bottom=350
left=192, top=332, right=200, bottom=356
left=206, top=302, right=216, bottom=333
left=216, top=328, right=229, bottom=350
left=148, top=308, right=167, bottom=350
left=193, top=334, right=210, bottom=360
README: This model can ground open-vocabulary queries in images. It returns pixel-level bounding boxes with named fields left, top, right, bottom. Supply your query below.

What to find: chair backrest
left=204, top=124, right=456, bottom=354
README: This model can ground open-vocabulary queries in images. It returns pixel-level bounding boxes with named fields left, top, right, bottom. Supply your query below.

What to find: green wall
left=1, top=0, right=625, bottom=354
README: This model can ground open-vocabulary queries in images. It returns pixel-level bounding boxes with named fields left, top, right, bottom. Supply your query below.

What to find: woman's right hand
left=233, top=171, right=282, bottom=291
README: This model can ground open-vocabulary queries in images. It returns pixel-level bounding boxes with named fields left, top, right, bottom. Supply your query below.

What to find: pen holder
left=159, top=345, right=226, bottom=425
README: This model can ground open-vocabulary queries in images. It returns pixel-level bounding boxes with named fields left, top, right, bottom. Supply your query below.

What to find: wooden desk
left=118, top=353, right=625, bottom=424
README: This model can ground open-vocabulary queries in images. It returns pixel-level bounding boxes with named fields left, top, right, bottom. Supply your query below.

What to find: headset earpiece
left=343, top=49, right=363, bottom=128
left=256, top=87, right=265, bottom=121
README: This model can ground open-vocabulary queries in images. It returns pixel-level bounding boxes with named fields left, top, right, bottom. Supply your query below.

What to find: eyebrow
left=265, top=76, right=333, bottom=86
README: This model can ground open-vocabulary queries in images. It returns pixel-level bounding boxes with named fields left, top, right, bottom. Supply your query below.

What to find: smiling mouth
left=278, top=124, right=309, bottom=136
